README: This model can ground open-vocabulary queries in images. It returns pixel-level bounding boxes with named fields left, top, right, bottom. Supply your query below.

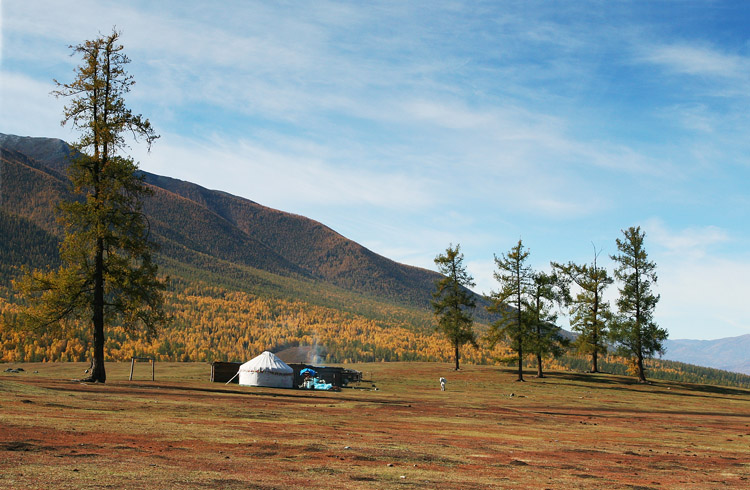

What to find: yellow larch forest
left=0, top=281, right=511, bottom=364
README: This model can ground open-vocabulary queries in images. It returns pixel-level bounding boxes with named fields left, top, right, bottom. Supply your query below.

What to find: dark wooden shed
left=210, top=361, right=241, bottom=383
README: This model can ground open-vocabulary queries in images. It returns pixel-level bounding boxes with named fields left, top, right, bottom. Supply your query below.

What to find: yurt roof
left=239, top=351, right=293, bottom=373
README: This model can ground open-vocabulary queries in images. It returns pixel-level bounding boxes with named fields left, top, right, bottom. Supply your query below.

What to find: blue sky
left=2, top=1, right=749, bottom=340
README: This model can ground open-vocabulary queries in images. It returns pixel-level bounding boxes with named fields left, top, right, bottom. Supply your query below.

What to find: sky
left=2, top=1, right=749, bottom=340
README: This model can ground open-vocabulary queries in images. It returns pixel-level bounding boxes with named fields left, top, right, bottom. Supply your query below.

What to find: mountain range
left=1, top=133, right=748, bottom=379
left=0, top=133, right=442, bottom=308
left=662, top=335, right=750, bottom=375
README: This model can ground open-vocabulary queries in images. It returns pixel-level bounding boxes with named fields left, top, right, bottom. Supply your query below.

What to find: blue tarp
left=300, top=368, right=317, bottom=376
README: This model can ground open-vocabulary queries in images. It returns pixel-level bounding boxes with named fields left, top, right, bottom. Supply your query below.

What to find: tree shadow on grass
left=38, top=378, right=413, bottom=406
left=551, top=371, right=640, bottom=386
left=545, top=371, right=750, bottom=400
left=652, top=381, right=750, bottom=398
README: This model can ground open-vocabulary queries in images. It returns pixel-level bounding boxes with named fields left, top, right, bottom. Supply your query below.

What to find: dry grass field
left=2, top=361, right=749, bottom=489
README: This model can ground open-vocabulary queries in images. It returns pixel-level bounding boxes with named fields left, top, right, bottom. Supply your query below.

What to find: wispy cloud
left=466, top=258, right=497, bottom=297
left=132, top=133, right=438, bottom=213
left=645, top=219, right=730, bottom=259
left=656, top=256, right=750, bottom=338
left=659, top=104, right=718, bottom=133
left=641, top=43, right=748, bottom=79
left=0, top=71, right=70, bottom=139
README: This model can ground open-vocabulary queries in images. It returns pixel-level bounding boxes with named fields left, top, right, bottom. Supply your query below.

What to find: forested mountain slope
left=144, top=172, right=441, bottom=306
left=0, top=133, right=443, bottom=309
left=0, top=209, right=60, bottom=286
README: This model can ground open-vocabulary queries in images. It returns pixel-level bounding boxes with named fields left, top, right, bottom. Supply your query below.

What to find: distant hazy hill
left=662, top=335, right=750, bottom=375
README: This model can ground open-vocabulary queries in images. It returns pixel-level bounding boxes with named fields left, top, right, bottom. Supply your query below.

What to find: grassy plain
left=1, top=361, right=749, bottom=489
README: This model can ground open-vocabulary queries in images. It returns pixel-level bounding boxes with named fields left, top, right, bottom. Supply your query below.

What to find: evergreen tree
left=526, top=270, right=569, bottom=378
left=552, top=247, right=612, bottom=373
left=610, top=226, right=667, bottom=383
left=487, top=239, right=532, bottom=381
left=14, top=29, right=167, bottom=382
left=431, top=244, right=477, bottom=371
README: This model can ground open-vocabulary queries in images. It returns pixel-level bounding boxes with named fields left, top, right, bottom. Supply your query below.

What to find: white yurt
left=238, top=351, right=294, bottom=388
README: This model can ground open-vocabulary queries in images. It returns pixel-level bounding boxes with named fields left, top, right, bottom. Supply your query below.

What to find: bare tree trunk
left=637, top=353, right=647, bottom=383
left=89, top=330, right=106, bottom=382
left=536, top=353, right=544, bottom=378
left=592, top=277, right=600, bottom=373
left=89, top=238, right=106, bottom=383
left=517, top=344, right=524, bottom=382
left=592, top=349, right=599, bottom=373
left=454, top=344, right=460, bottom=371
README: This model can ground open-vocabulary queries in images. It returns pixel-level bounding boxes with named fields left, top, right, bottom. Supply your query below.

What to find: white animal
left=439, top=377, right=446, bottom=391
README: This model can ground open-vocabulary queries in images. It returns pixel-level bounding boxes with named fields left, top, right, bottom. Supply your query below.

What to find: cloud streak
left=642, top=43, right=749, bottom=79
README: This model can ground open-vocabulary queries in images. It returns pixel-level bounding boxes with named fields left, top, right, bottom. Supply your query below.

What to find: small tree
left=431, top=244, right=477, bottom=370
left=14, top=29, right=167, bottom=382
left=486, top=239, right=532, bottom=382
left=526, top=271, right=569, bottom=378
left=610, top=226, right=667, bottom=383
left=552, top=246, right=613, bottom=373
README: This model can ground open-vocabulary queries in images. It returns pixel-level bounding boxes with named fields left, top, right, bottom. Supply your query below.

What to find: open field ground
left=2, top=362, right=749, bottom=489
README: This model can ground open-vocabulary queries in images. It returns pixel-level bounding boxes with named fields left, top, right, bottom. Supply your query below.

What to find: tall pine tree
left=610, top=226, right=667, bottom=383
left=487, top=239, right=533, bottom=382
left=526, top=270, right=568, bottom=378
left=431, top=244, right=477, bottom=371
left=552, top=247, right=612, bottom=373
left=15, top=29, right=167, bottom=382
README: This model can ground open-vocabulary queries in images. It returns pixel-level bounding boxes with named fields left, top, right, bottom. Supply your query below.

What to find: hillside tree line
left=432, top=226, right=668, bottom=383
